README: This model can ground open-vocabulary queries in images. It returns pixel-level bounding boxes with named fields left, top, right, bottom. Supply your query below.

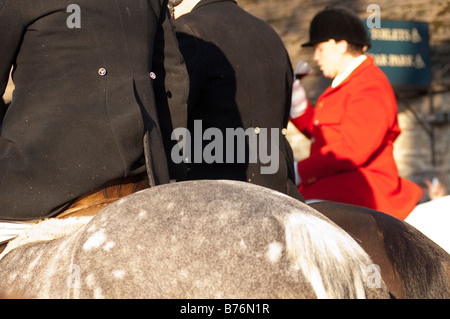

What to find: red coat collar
left=322, top=55, right=376, bottom=96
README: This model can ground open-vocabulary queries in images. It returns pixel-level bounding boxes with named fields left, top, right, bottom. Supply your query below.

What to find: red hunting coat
left=291, top=56, right=421, bottom=219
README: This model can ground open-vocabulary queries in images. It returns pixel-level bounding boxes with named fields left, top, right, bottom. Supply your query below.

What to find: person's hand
left=290, top=79, right=308, bottom=118
left=424, top=178, right=446, bottom=200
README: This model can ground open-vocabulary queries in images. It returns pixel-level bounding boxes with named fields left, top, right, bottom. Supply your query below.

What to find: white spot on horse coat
left=267, top=242, right=283, bottom=263
left=179, top=269, right=189, bottom=279
left=113, top=270, right=126, bottom=279
left=83, top=229, right=106, bottom=250
left=166, top=202, right=175, bottom=210
left=103, top=241, right=116, bottom=251
left=138, top=209, right=147, bottom=218
left=85, top=273, right=105, bottom=299
left=28, top=254, right=42, bottom=271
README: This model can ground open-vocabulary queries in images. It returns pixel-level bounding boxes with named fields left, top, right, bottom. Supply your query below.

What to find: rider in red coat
left=290, top=7, right=421, bottom=219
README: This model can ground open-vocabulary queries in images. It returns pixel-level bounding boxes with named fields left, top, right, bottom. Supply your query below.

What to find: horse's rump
left=0, top=180, right=389, bottom=299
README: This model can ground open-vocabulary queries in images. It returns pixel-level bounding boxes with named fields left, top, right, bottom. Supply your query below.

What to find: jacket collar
left=328, top=55, right=376, bottom=90
left=321, top=56, right=376, bottom=96
left=193, top=0, right=237, bottom=11
left=332, top=55, right=367, bottom=88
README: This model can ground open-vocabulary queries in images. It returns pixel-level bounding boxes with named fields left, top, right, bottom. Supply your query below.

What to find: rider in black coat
left=0, top=0, right=188, bottom=220
left=174, top=0, right=302, bottom=200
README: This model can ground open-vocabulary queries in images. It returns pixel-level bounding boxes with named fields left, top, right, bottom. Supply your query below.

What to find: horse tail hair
left=275, top=209, right=380, bottom=299
left=0, top=217, right=93, bottom=260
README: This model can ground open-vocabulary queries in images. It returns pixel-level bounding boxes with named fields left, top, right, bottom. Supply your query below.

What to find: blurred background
left=238, top=0, right=450, bottom=194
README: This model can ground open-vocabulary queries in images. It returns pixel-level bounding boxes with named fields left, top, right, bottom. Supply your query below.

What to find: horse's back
left=0, top=180, right=389, bottom=299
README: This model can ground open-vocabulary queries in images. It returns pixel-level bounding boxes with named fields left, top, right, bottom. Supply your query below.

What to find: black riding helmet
left=302, top=7, right=371, bottom=49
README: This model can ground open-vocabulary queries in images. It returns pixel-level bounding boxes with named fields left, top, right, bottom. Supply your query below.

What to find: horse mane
left=373, top=212, right=450, bottom=298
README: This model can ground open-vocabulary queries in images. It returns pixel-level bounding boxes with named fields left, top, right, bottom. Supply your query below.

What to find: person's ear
left=336, top=40, right=349, bottom=55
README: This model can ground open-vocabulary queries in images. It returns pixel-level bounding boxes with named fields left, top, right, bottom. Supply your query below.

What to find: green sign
left=365, top=20, right=430, bottom=86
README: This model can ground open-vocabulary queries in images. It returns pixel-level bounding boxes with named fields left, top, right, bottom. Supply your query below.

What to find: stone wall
left=238, top=0, right=450, bottom=190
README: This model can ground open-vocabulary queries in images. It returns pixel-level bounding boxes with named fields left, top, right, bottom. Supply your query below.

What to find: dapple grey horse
left=0, top=180, right=389, bottom=299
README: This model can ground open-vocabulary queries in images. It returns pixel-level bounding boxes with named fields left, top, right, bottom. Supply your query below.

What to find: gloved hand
left=290, top=79, right=308, bottom=118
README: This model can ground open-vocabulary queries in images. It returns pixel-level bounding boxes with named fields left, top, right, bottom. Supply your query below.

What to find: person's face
left=313, top=40, right=345, bottom=79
